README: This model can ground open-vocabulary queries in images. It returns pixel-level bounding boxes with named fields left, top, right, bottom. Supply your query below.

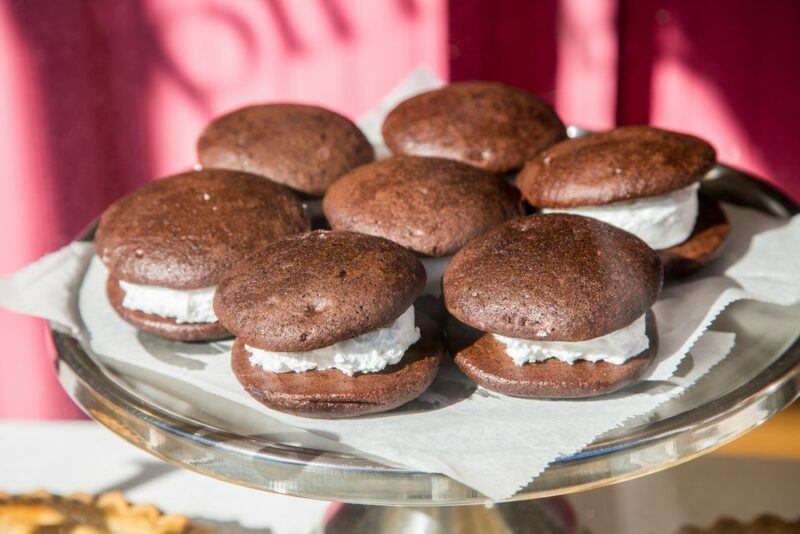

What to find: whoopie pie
left=95, top=169, right=309, bottom=341
left=214, top=231, right=444, bottom=418
left=322, top=155, right=524, bottom=295
left=381, top=82, right=566, bottom=173
left=197, top=104, right=374, bottom=196
left=517, top=126, right=730, bottom=277
left=443, top=214, right=663, bottom=398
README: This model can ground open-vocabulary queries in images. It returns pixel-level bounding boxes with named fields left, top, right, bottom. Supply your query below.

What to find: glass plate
left=53, top=164, right=800, bottom=506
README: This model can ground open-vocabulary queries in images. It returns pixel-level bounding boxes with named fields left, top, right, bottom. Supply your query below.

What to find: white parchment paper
left=2, top=69, right=800, bottom=500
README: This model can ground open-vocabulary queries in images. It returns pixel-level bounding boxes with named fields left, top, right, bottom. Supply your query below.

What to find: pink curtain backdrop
left=0, top=0, right=448, bottom=418
left=1, top=0, right=798, bottom=418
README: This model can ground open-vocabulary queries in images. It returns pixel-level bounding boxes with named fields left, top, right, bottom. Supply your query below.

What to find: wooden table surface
left=715, top=402, right=800, bottom=460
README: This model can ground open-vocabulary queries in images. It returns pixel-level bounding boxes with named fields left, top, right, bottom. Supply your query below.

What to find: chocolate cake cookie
left=214, top=231, right=425, bottom=351
left=231, top=314, right=443, bottom=418
left=450, top=312, right=659, bottom=398
left=517, top=126, right=729, bottom=277
left=322, top=155, right=524, bottom=256
left=518, top=126, right=715, bottom=207
left=443, top=214, right=663, bottom=398
left=382, top=82, right=566, bottom=172
left=197, top=104, right=374, bottom=196
left=96, top=169, right=309, bottom=340
left=214, top=231, right=443, bottom=417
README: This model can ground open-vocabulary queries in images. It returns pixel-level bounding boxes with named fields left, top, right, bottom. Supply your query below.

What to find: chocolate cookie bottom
left=452, top=312, right=658, bottom=398
left=232, top=315, right=444, bottom=418
left=107, top=276, right=230, bottom=342
left=659, top=194, right=730, bottom=279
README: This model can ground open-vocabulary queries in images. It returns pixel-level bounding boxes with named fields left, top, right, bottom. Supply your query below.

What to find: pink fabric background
left=1, top=0, right=798, bottom=418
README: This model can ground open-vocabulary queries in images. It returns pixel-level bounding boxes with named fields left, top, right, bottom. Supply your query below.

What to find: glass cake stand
left=52, top=160, right=800, bottom=533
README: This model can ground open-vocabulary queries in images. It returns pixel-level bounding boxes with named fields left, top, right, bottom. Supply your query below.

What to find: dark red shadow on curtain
left=617, top=0, right=800, bottom=200
left=448, top=0, right=559, bottom=103
left=616, top=0, right=655, bottom=125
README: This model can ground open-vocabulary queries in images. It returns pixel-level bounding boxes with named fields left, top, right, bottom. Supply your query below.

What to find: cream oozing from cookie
left=247, top=306, right=420, bottom=376
left=118, top=281, right=217, bottom=324
left=494, top=314, right=649, bottom=365
left=542, top=183, right=699, bottom=249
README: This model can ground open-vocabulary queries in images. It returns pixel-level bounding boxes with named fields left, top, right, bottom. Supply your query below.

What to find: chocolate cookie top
left=443, top=214, right=662, bottom=341
left=96, top=169, right=310, bottom=289
left=322, top=156, right=524, bottom=256
left=214, top=231, right=426, bottom=352
left=197, top=104, right=374, bottom=196
left=517, top=126, right=716, bottom=207
left=381, top=82, right=566, bottom=172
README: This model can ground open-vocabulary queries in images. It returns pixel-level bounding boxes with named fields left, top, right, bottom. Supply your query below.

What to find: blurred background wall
left=1, top=0, right=798, bottom=418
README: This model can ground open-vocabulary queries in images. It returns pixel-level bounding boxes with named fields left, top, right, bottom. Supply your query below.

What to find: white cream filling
left=543, top=183, right=699, bottom=249
left=118, top=280, right=217, bottom=324
left=247, top=306, right=420, bottom=376
left=494, top=314, right=649, bottom=366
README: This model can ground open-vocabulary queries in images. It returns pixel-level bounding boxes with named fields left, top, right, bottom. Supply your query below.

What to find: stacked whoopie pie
left=443, top=214, right=663, bottom=398
left=213, top=231, right=443, bottom=418
left=95, top=169, right=309, bottom=341
left=517, top=126, right=731, bottom=277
